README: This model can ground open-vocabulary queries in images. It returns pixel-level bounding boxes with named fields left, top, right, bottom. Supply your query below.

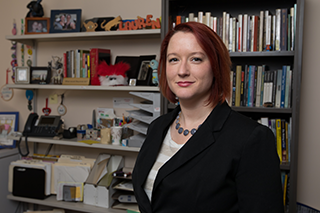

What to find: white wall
left=297, top=0, right=320, bottom=210
left=1, top=0, right=320, bottom=210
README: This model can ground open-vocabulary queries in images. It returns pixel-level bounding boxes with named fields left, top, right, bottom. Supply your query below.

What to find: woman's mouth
left=177, top=81, right=194, bottom=87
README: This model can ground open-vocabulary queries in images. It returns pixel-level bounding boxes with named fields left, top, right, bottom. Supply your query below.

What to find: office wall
left=0, top=0, right=319, bottom=210
left=297, top=0, right=320, bottom=210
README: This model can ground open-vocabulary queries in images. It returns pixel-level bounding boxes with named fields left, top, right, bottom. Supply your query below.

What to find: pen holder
left=111, top=126, right=122, bottom=145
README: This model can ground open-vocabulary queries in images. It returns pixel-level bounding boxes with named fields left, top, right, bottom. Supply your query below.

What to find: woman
left=132, top=22, right=283, bottom=213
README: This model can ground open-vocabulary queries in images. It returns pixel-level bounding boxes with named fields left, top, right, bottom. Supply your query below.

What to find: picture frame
left=49, top=9, right=82, bottom=33
left=30, top=66, right=51, bottom=84
left=137, top=60, right=153, bottom=86
left=15, top=66, right=30, bottom=84
left=25, top=17, right=50, bottom=34
left=0, top=112, right=19, bottom=149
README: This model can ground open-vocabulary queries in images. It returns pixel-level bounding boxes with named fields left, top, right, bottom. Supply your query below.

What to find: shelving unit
left=7, top=194, right=123, bottom=213
left=5, top=27, right=161, bottom=212
left=7, top=135, right=140, bottom=152
left=161, top=0, right=304, bottom=212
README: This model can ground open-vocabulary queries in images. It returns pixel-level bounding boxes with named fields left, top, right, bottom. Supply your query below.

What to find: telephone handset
left=23, top=113, right=39, bottom=135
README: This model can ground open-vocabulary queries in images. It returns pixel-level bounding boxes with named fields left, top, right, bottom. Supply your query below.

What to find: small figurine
left=150, top=59, right=159, bottom=86
left=26, top=0, right=44, bottom=18
left=83, top=21, right=98, bottom=32
left=48, top=56, right=63, bottom=84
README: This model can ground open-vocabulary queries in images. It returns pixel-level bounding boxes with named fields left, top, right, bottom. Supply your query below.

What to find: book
left=79, top=50, right=90, bottom=77
left=237, top=14, right=243, bottom=52
left=285, top=69, right=292, bottom=108
left=275, top=69, right=282, bottom=108
left=281, top=119, right=287, bottom=162
left=63, top=52, right=67, bottom=78
left=232, top=70, right=236, bottom=106
left=271, top=70, right=277, bottom=107
left=280, top=66, right=287, bottom=108
left=90, top=48, right=111, bottom=85
left=260, top=65, right=266, bottom=106
left=258, top=11, right=264, bottom=52
left=242, top=14, right=248, bottom=52
left=276, top=119, right=282, bottom=162
left=275, top=9, right=281, bottom=51
left=240, top=69, right=245, bottom=106
left=247, top=65, right=255, bottom=107
left=235, top=65, right=242, bottom=106
left=281, top=9, right=288, bottom=51
left=243, top=64, right=249, bottom=106
left=255, top=66, right=262, bottom=107
left=252, top=15, right=259, bottom=52
left=176, top=15, right=181, bottom=25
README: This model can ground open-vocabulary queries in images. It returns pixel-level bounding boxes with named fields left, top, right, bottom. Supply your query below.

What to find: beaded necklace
left=175, top=111, right=202, bottom=136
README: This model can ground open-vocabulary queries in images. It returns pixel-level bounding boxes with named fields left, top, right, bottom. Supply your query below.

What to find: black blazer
left=132, top=102, right=283, bottom=213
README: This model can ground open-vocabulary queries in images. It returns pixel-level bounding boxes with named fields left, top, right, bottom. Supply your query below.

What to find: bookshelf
left=5, top=28, right=161, bottom=212
left=161, top=0, right=304, bottom=212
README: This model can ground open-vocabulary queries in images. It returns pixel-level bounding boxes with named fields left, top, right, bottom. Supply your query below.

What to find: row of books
left=258, top=117, right=292, bottom=163
left=63, top=48, right=111, bottom=85
left=173, top=4, right=297, bottom=52
left=230, top=65, right=292, bottom=108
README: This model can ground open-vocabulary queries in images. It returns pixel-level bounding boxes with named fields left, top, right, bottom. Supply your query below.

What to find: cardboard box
left=83, top=154, right=123, bottom=208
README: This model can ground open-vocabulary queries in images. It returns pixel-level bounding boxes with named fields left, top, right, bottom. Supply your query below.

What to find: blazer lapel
left=153, top=102, right=232, bottom=192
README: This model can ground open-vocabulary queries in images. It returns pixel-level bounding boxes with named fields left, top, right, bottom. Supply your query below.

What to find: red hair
left=158, top=22, right=231, bottom=106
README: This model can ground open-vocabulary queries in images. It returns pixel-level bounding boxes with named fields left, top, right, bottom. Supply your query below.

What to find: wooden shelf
left=5, top=84, right=159, bottom=92
left=5, top=29, right=161, bottom=46
left=232, top=106, right=292, bottom=114
left=7, top=194, right=124, bottom=213
left=229, top=51, right=295, bottom=57
left=7, top=135, right=140, bottom=153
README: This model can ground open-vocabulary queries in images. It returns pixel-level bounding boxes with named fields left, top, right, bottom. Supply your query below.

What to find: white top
left=143, top=128, right=184, bottom=201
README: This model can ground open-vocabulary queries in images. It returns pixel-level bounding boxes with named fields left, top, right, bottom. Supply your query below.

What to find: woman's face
left=166, top=31, right=213, bottom=103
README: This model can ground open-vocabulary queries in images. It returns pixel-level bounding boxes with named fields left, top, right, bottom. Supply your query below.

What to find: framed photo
left=15, top=66, right=30, bottom=84
left=0, top=112, right=19, bottom=149
left=30, top=67, right=51, bottom=84
left=25, top=17, right=50, bottom=34
left=49, top=9, right=82, bottom=33
left=137, top=60, right=153, bottom=86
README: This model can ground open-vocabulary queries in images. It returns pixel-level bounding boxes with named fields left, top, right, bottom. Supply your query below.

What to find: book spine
left=290, top=7, right=294, bottom=51
left=229, top=71, right=233, bottom=105
left=276, top=119, right=282, bottom=162
left=280, top=66, right=287, bottom=108
left=176, top=15, right=181, bottom=25
left=198, top=11, right=203, bottom=23
left=229, top=17, right=233, bottom=52
left=272, top=15, right=276, bottom=51
left=287, top=13, right=291, bottom=51
left=263, top=71, right=269, bottom=105
left=232, top=70, right=236, bottom=106
left=266, top=15, right=272, bottom=51
left=242, top=14, right=248, bottom=52
left=255, top=66, right=262, bottom=107
left=87, top=54, right=90, bottom=82
left=76, top=49, right=80, bottom=78
left=63, top=52, right=67, bottom=78
left=271, top=70, right=277, bottom=107
left=225, top=13, right=230, bottom=49
left=188, top=13, right=194, bottom=22
left=240, top=70, right=245, bottom=106
left=222, top=12, right=226, bottom=45
left=259, top=11, right=264, bottom=52
left=275, top=9, right=281, bottom=51
left=244, top=64, right=249, bottom=106
left=235, top=65, right=242, bottom=106
left=232, top=17, right=236, bottom=52
left=281, top=9, right=288, bottom=51
left=205, top=12, right=211, bottom=27
left=260, top=65, right=265, bottom=106
left=281, top=119, right=287, bottom=163
left=90, top=49, right=98, bottom=85
left=287, top=70, right=292, bottom=108
left=70, top=50, right=75, bottom=78
left=238, top=14, right=243, bottom=52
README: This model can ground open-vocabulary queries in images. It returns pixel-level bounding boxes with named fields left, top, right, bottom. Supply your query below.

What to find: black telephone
left=23, top=113, right=63, bottom=137
left=19, top=113, right=63, bottom=157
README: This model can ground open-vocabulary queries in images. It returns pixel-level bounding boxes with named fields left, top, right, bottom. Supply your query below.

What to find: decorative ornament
left=175, top=111, right=201, bottom=136
left=11, top=20, right=18, bottom=82
left=26, top=45, right=33, bottom=67
left=100, top=16, right=122, bottom=31
left=119, top=15, right=161, bottom=31
left=93, top=61, right=130, bottom=86
left=26, top=0, right=44, bottom=18
left=42, top=98, right=51, bottom=116
left=26, top=90, right=34, bottom=111
left=57, top=94, right=67, bottom=116
left=0, top=69, right=14, bottom=101
left=83, top=21, right=98, bottom=32
left=21, top=19, right=25, bottom=66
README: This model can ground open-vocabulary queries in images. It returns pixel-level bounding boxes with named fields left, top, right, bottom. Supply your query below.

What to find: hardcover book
left=90, top=48, right=111, bottom=85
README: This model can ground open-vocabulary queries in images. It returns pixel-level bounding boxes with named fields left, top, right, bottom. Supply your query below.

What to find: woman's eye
left=192, top=57, right=202, bottom=62
left=168, top=58, right=178, bottom=62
